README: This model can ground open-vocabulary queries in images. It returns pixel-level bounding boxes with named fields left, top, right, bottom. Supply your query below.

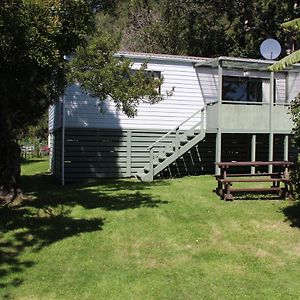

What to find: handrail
left=148, top=106, right=206, bottom=150
left=222, top=100, right=269, bottom=105
left=274, top=103, right=290, bottom=106
left=222, top=100, right=291, bottom=106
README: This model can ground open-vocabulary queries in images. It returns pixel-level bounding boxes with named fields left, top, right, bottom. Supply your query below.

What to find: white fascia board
left=115, top=52, right=209, bottom=64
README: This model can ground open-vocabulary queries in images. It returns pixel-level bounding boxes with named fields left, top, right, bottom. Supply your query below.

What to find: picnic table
left=214, top=161, right=294, bottom=200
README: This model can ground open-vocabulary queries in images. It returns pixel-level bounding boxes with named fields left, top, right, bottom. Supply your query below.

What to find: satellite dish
left=260, top=38, right=282, bottom=60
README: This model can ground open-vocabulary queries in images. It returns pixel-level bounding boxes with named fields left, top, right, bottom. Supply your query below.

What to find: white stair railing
left=146, top=106, right=206, bottom=181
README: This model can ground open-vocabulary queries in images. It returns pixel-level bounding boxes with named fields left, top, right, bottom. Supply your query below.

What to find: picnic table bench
left=215, top=161, right=294, bottom=201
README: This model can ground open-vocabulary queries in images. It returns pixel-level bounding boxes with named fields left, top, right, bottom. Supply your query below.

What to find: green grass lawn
left=1, top=158, right=300, bottom=299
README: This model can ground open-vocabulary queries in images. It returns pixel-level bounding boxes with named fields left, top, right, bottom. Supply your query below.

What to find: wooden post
left=251, top=134, right=256, bottom=174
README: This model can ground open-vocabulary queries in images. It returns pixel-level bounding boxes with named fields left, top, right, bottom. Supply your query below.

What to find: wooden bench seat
left=230, top=187, right=282, bottom=193
left=224, top=172, right=281, bottom=177
left=216, top=172, right=280, bottom=178
left=221, top=178, right=290, bottom=183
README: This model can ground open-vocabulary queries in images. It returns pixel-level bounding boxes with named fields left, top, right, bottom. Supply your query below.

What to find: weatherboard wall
left=62, top=128, right=216, bottom=182
left=63, top=59, right=208, bottom=131
left=59, top=129, right=296, bottom=182
left=287, top=71, right=300, bottom=101
left=48, top=102, right=62, bottom=132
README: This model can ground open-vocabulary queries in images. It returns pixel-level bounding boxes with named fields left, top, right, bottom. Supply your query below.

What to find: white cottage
left=49, top=52, right=300, bottom=183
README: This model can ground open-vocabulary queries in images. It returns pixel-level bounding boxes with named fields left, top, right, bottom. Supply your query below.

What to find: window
left=131, top=69, right=162, bottom=94
left=144, top=70, right=162, bottom=94
left=222, top=76, right=263, bottom=102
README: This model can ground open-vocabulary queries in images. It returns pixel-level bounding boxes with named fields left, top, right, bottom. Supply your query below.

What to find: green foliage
left=0, top=0, right=98, bottom=134
left=269, top=17, right=300, bottom=71
left=18, top=113, right=49, bottom=158
left=226, top=0, right=298, bottom=57
left=283, top=17, right=300, bottom=29
left=269, top=49, right=300, bottom=71
left=290, top=94, right=300, bottom=147
left=0, top=0, right=99, bottom=193
left=71, top=34, right=164, bottom=117
left=290, top=94, right=300, bottom=196
left=268, top=17, right=300, bottom=197
left=108, top=0, right=299, bottom=58
left=19, top=113, right=49, bottom=143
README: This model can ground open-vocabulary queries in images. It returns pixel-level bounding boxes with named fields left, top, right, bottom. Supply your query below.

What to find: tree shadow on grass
left=281, top=201, right=300, bottom=228
left=0, top=203, right=104, bottom=296
left=21, top=174, right=169, bottom=210
left=0, top=171, right=168, bottom=297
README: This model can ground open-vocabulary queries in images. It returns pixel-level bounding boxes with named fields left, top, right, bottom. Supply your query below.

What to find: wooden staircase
left=136, top=107, right=206, bottom=182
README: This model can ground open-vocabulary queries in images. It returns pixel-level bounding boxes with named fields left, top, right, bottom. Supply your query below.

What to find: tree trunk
left=0, top=99, right=21, bottom=201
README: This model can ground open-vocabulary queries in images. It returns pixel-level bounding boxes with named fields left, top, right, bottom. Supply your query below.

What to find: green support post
left=215, top=60, right=223, bottom=175
left=251, top=134, right=256, bottom=174
left=268, top=71, right=274, bottom=173
left=215, top=132, right=222, bottom=175
left=284, top=135, right=289, bottom=161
